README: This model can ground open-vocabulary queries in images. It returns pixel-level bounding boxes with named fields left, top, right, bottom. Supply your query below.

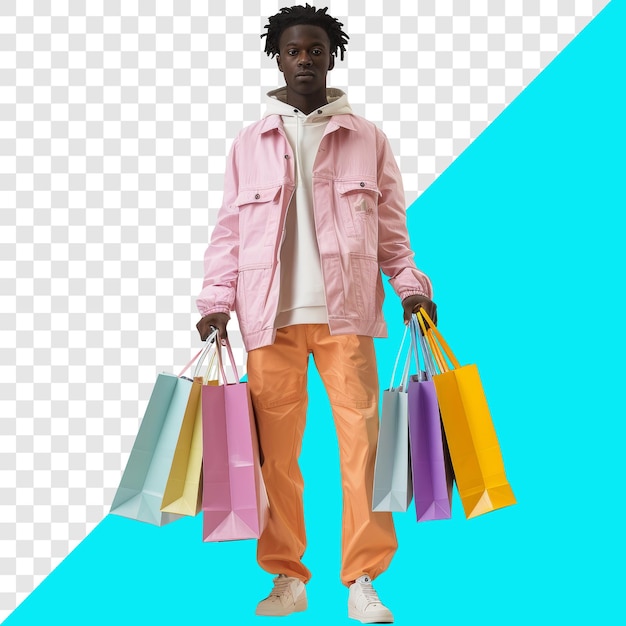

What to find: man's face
left=277, top=24, right=335, bottom=96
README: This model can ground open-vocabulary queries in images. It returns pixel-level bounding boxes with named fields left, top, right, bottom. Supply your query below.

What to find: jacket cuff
left=400, top=289, right=431, bottom=302
left=197, top=304, right=232, bottom=318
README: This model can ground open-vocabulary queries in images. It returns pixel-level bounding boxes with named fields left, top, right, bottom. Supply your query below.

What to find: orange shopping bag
left=416, top=310, right=516, bottom=519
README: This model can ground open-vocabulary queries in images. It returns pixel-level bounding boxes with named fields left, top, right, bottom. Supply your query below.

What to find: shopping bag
left=161, top=334, right=219, bottom=516
left=372, top=325, right=413, bottom=512
left=417, top=310, right=516, bottom=519
left=407, top=316, right=453, bottom=521
left=202, top=337, right=269, bottom=541
left=110, top=347, right=206, bottom=526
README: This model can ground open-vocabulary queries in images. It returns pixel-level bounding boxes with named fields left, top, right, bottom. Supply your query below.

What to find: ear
left=328, top=55, right=335, bottom=71
left=276, top=55, right=283, bottom=73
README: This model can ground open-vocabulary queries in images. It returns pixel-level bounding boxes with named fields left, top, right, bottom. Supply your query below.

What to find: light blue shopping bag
left=110, top=370, right=195, bottom=526
left=372, top=326, right=413, bottom=512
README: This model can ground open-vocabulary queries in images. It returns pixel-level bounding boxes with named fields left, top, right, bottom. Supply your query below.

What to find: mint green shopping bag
left=109, top=341, right=215, bottom=526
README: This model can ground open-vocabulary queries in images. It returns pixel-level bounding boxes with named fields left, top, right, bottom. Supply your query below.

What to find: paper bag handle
left=388, top=325, right=412, bottom=392
left=409, top=315, right=436, bottom=379
left=193, top=330, right=220, bottom=382
left=416, top=309, right=461, bottom=372
left=177, top=329, right=218, bottom=378
left=215, top=334, right=241, bottom=384
left=415, top=313, right=448, bottom=373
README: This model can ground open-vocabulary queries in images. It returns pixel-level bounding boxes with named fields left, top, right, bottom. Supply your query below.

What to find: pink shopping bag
left=201, top=337, right=269, bottom=541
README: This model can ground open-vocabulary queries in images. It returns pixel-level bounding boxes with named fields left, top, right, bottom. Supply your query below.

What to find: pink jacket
left=197, top=112, right=432, bottom=351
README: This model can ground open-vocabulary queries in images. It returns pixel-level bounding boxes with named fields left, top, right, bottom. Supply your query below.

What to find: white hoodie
left=264, top=87, right=354, bottom=328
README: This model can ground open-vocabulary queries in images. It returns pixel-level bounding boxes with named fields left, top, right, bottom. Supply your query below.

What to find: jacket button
left=255, top=193, right=260, bottom=199
left=284, top=154, right=289, bottom=159
left=293, top=108, right=298, bottom=113
left=317, top=109, right=323, bottom=114
left=360, top=181, right=365, bottom=187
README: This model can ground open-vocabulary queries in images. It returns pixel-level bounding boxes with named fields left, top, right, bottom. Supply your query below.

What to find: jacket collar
left=258, top=113, right=357, bottom=135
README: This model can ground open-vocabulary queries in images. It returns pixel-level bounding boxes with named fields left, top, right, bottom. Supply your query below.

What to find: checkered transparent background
left=0, top=0, right=608, bottom=618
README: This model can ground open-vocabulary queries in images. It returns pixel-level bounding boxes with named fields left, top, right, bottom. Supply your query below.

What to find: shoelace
left=270, top=576, right=293, bottom=598
left=358, top=580, right=382, bottom=606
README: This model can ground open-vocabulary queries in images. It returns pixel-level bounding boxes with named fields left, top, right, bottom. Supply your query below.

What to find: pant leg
left=308, top=325, right=397, bottom=586
left=246, top=326, right=312, bottom=583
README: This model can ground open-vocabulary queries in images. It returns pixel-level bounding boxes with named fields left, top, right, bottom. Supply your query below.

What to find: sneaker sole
left=256, top=595, right=308, bottom=617
left=348, top=606, right=394, bottom=624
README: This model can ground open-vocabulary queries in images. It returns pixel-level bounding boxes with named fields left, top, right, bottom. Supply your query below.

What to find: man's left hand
left=402, top=294, right=437, bottom=326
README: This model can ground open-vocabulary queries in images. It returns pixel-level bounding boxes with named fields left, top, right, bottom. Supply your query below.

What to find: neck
left=285, top=87, right=329, bottom=115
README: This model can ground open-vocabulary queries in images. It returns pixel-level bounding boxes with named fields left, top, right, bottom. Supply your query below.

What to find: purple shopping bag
left=407, top=317, right=453, bottom=521
left=201, top=338, right=269, bottom=541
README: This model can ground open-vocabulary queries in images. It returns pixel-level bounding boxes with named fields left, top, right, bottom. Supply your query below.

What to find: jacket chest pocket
left=236, top=185, right=282, bottom=254
left=335, top=179, right=380, bottom=238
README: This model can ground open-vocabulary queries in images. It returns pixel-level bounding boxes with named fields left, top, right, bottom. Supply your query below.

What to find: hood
left=263, top=87, right=353, bottom=120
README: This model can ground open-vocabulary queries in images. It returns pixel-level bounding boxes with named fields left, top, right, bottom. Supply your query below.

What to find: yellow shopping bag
left=417, top=310, right=516, bottom=519
left=161, top=336, right=219, bottom=517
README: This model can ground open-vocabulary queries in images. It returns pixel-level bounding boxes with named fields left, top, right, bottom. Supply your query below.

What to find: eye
left=287, top=49, right=298, bottom=56
left=312, top=49, right=322, bottom=55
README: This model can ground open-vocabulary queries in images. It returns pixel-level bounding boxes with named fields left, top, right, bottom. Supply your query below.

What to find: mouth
left=295, top=72, right=315, bottom=78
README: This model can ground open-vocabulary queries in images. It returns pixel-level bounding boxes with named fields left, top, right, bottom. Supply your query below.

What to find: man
left=196, top=5, right=436, bottom=623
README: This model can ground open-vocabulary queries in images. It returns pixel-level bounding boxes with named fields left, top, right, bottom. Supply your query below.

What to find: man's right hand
left=196, top=312, right=230, bottom=342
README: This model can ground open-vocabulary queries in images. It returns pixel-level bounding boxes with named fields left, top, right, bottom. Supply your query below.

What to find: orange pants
left=247, top=324, right=397, bottom=586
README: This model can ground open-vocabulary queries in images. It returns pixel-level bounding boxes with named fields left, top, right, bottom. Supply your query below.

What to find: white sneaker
left=348, top=575, right=394, bottom=623
left=255, top=574, right=307, bottom=617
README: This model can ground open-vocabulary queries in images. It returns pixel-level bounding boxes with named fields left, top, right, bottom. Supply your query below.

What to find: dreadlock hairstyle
left=261, top=4, right=349, bottom=61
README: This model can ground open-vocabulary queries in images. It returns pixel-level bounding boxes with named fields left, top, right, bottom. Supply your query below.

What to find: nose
left=297, top=51, right=312, bottom=66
